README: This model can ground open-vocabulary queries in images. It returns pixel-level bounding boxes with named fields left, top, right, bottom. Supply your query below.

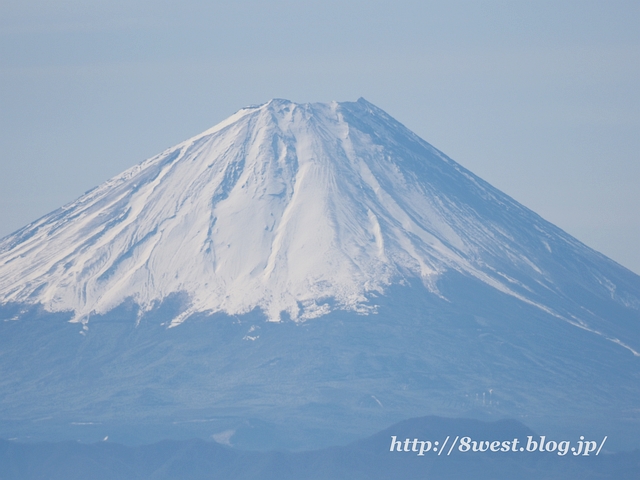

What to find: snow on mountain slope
left=0, top=99, right=638, bottom=351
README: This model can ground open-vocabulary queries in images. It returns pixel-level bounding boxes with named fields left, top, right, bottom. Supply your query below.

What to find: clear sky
left=1, top=1, right=638, bottom=273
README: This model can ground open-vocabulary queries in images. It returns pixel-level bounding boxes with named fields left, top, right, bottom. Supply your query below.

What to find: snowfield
left=0, top=98, right=638, bottom=354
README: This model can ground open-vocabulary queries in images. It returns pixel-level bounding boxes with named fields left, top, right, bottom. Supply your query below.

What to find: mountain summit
left=0, top=99, right=639, bottom=449
left=1, top=99, right=637, bottom=342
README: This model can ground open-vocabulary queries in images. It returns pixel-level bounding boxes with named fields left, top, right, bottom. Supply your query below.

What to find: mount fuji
left=0, top=98, right=638, bottom=450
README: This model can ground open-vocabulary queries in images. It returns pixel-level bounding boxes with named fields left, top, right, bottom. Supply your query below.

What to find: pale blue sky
left=1, top=1, right=638, bottom=273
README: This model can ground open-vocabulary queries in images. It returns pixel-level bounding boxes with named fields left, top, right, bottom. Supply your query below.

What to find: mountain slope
left=0, top=99, right=638, bottom=351
left=0, top=98, right=638, bottom=450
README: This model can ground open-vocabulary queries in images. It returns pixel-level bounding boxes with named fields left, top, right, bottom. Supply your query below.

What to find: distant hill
left=1, top=416, right=638, bottom=480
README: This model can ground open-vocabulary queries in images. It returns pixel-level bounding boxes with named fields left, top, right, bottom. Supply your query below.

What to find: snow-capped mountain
left=0, top=99, right=637, bottom=348
left=0, top=98, right=638, bottom=450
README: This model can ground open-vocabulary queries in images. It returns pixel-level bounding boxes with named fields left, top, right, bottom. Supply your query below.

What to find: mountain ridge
left=1, top=416, right=639, bottom=479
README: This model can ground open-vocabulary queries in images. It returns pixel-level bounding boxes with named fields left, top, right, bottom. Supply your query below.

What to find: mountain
left=2, top=416, right=639, bottom=480
left=0, top=98, right=638, bottom=451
